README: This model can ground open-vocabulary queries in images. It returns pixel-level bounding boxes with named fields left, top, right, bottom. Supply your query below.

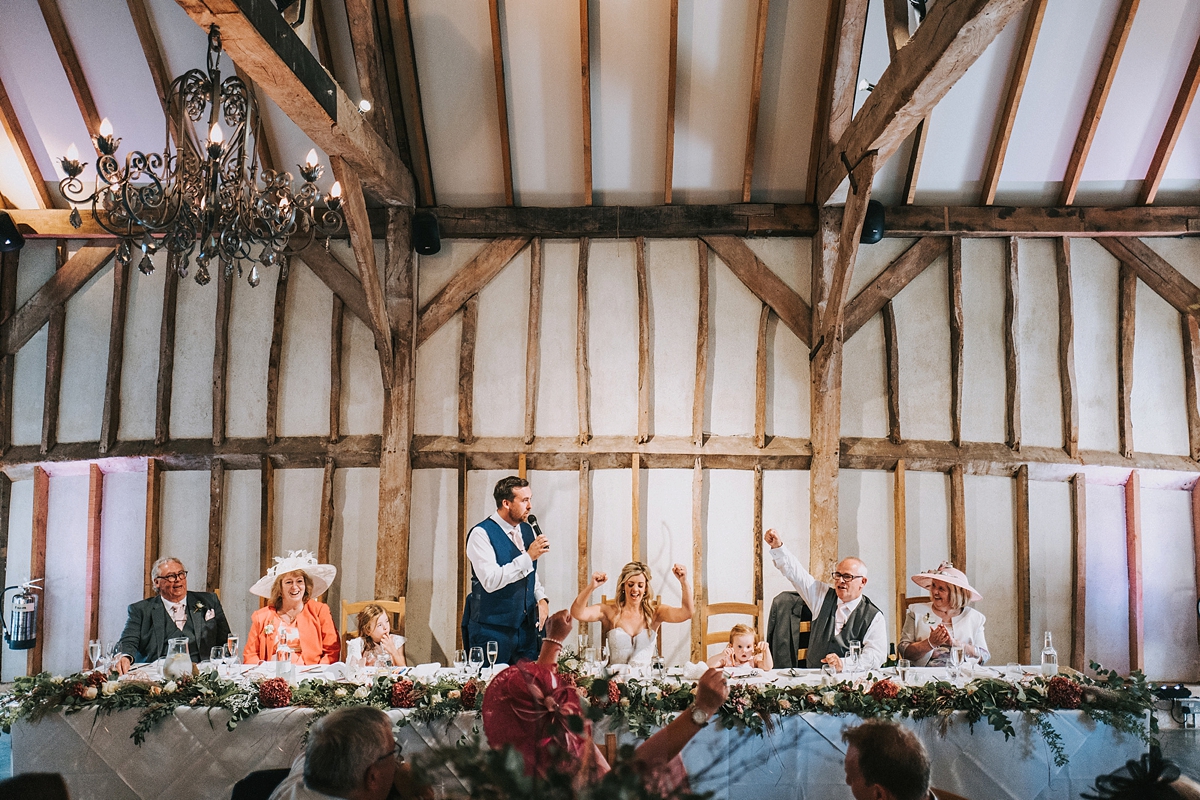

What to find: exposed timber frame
left=1139, top=28, right=1200, bottom=205
left=0, top=75, right=53, bottom=208
left=663, top=0, right=678, bottom=204
left=807, top=0, right=869, bottom=204
left=0, top=251, right=18, bottom=455
left=741, top=0, right=770, bottom=203
left=1056, top=239, right=1080, bottom=458
left=1125, top=471, right=1144, bottom=671
left=265, top=268, right=288, bottom=446
left=948, top=237, right=964, bottom=446
left=99, top=255, right=131, bottom=453
left=488, top=0, right=515, bottom=205
left=581, top=0, right=594, bottom=206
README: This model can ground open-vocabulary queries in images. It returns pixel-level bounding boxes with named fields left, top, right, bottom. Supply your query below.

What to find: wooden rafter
left=265, top=268, right=287, bottom=446
left=0, top=75, right=53, bottom=209
left=807, top=0, right=870, bottom=203
left=702, top=236, right=811, bottom=346
left=300, top=245, right=371, bottom=327
left=0, top=246, right=115, bottom=355
left=843, top=236, right=949, bottom=340
left=126, top=0, right=187, bottom=149
left=741, top=0, right=771, bottom=203
left=949, top=237, right=964, bottom=446
left=380, top=0, right=435, bottom=206
left=980, top=0, right=1048, bottom=205
left=36, top=0, right=102, bottom=140
left=488, top=0, right=515, bottom=205
left=1139, top=29, right=1200, bottom=205
left=899, top=120, right=928, bottom=205
left=154, top=268, right=179, bottom=446
left=1003, top=237, right=1021, bottom=450
left=343, top=0, right=398, bottom=151
left=99, top=255, right=131, bottom=453
left=1055, top=238, right=1080, bottom=458
left=417, top=237, right=530, bottom=346
left=816, top=0, right=1032, bottom=205
left=1097, top=237, right=1200, bottom=315
left=1059, top=0, right=1140, bottom=206
left=581, top=0, right=594, bottom=206
left=663, top=0, right=678, bottom=204
left=175, top=0, right=414, bottom=206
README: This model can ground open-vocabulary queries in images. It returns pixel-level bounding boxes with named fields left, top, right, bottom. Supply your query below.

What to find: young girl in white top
left=706, top=623, right=773, bottom=670
left=346, top=603, right=407, bottom=666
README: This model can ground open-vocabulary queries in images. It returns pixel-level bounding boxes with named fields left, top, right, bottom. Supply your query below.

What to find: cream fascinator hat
left=911, top=561, right=982, bottom=603
left=250, top=550, right=337, bottom=598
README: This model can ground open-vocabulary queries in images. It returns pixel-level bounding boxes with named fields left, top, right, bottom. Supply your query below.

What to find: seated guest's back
left=841, top=720, right=931, bottom=800
left=0, top=772, right=71, bottom=799
left=268, top=706, right=403, bottom=800
left=1084, top=746, right=1200, bottom=800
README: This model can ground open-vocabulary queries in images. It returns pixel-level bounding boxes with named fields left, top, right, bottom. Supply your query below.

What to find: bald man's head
left=833, top=557, right=868, bottom=602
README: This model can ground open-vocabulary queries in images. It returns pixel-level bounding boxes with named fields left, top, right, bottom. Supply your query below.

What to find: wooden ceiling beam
left=1138, top=27, right=1200, bottom=205
left=1059, top=0, right=1140, bottom=206
left=380, top=0, right=436, bottom=207
left=980, top=0, right=1048, bottom=205
left=702, top=235, right=811, bottom=346
left=741, top=0, right=771, bottom=203
left=815, top=0, right=1033, bottom=205
left=843, top=236, right=949, bottom=339
left=663, top=0, right=678, bottom=204
left=416, top=236, right=530, bottom=346
left=296, top=245, right=371, bottom=327
left=885, top=0, right=927, bottom=206
left=0, top=75, right=53, bottom=209
left=807, top=0, right=870, bottom=204
left=488, top=0, right=515, bottom=206
left=174, top=0, right=414, bottom=207
left=1, top=246, right=115, bottom=355
left=582, top=0, right=595, bottom=206
left=126, top=0, right=186, bottom=150
left=36, top=0, right=102, bottom=143
left=1096, top=236, right=1200, bottom=315
left=343, top=0, right=398, bottom=152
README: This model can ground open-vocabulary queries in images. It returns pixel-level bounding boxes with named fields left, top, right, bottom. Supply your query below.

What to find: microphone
left=527, top=514, right=546, bottom=541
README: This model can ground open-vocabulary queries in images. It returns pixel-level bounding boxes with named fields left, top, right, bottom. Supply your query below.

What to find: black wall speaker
left=413, top=211, right=441, bottom=256
left=859, top=200, right=885, bottom=245
left=0, top=211, right=24, bottom=253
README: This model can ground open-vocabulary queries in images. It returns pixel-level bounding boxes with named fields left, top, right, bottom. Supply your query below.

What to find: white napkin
left=322, top=662, right=349, bottom=681
left=410, top=662, right=440, bottom=679
left=681, top=661, right=709, bottom=681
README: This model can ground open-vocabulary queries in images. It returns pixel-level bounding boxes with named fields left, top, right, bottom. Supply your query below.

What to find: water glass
left=949, top=644, right=964, bottom=680
left=88, top=639, right=102, bottom=670
left=896, top=658, right=910, bottom=685
left=961, top=638, right=979, bottom=678
left=578, top=631, right=590, bottom=652
left=582, top=647, right=597, bottom=674
left=1006, top=662, right=1022, bottom=680
left=847, top=641, right=862, bottom=674
left=486, top=640, right=499, bottom=669
left=468, top=647, right=484, bottom=675
left=454, top=649, right=467, bottom=674
left=821, top=663, right=837, bottom=685
left=223, top=644, right=238, bottom=673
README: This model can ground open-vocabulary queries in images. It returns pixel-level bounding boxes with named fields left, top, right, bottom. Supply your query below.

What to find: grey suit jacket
left=117, top=591, right=231, bottom=664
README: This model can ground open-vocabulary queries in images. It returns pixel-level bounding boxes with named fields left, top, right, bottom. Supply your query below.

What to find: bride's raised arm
left=570, top=571, right=611, bottom=622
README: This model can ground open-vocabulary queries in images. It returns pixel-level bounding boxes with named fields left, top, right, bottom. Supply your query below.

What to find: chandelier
left=57, top=25, right=343, bottom=288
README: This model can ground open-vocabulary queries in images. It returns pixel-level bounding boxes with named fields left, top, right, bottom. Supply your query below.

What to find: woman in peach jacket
left=243, top=551, right=340, bottom=665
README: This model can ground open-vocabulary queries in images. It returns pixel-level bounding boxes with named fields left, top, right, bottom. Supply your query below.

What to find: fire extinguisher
left=2, top=579, right=42, bottom=650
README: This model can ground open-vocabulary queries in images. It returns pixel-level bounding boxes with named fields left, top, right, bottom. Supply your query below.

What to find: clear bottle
left=1040, top=631, right=1058, bottom=677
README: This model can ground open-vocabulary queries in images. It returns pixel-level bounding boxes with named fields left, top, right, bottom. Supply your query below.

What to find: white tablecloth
left=12, top=706, right=1144, bottom=800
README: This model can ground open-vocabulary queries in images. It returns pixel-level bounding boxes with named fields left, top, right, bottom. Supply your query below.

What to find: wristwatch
left=688, top=705, right=710, bottom=727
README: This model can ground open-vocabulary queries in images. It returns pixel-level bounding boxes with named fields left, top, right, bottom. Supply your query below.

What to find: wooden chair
left=700, top=601, right=763, bottom=659
left=340, top=599, right=405, bottom=662
left=896, top=596, right=932, bottom=651
left=599, top=594, right=663, bottom=657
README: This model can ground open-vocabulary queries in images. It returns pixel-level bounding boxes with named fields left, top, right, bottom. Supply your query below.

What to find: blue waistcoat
left=468, top=518, right=538, bottom=629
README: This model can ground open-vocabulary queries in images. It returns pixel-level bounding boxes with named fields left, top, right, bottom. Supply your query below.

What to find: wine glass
left=847, top=641, right=862, bottom=676
left=486, top=641, right=498, bottom=670
left=454, top=649, right=467, bottom=674
left=226, top=634, right=240, bottom=664
left=468, top=647, right=484, bottom=676
left=222, top=643, right=238, bottom=674
left=88, top=639, right=102, bottom=671
left=210, top=646, right=225, bottom=676
left=949, top=644, right=964, bottom=680
left=896, top=658, right=910, bottom=685
left=961, top=637, right=979, bottom=678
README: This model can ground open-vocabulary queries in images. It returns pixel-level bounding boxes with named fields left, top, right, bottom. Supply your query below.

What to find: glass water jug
left=163, top=637, right=192, bottom=679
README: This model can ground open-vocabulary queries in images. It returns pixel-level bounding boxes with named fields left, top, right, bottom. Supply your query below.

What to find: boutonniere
left=192, top=602, right=205, bottom=614
left=264, top=624, right=274, bottom=635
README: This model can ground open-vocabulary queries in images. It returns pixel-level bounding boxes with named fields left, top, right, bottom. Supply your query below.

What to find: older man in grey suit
left=116, top=557, right=231, bottom=674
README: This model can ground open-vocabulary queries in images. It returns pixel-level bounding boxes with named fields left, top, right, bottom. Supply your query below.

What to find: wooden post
left=42, top=302, right=64, bottom=454
left=883, top=300, right=901, bottom=444
left=636, top=237, right=650, bottom=443
left=691, top=457, right=703, bottom=661
left=29, top=466, right=48, bottom=675
left=1191, top=480, right=1200, bottom=649
left=753, top=464, right=763, bottom=637
left=318, top=456, right=335, bottom=566
left=631, top=453, right=641, bottom=561
left=144, top=458, right=162, bottom=600
left=1070, top=473, right=1087, bottom=671
left=576, top=238, right=591, bottom=445
left=1124, top=471, right=1143, bottom=671
left=524, top=238, right=543, bottom=445
left=260, top=456, right=275, bottom=580
left=488, top=0, right=514, bottom=205
left=212, top=273, right=232, bottom=447
left=1003, top=237, right=1021, bottom=451
left=456, top=453, right=468, bottom=649
left=949, top=464, right=966, bottom=571
left=266, top=268, right=289, bottom=446
left=1014, top=464, right=1031, bottom=664
left=1118, top=264, right=1137, bottom=459
left=579, top=0, right=593, bottom=205
left=693, top=239, right=709, bottom=447
left=99, top=255, right=131, bottom=453
left=518, top=453, right=526, bottom=480
left=0, top=250, right=17, bottom=455
left=1183, top=314, right=1200, bottom=461
left=459, top=295, right=478, bottom=444
left=1055, top=238, right=1080, bottom=458
left=754, top=304, right=769, bottom=448
left=84, top=464, right=103, bottom=669
left=329, top=296, right=344, bottom=444
left=949, top=237, right=964, bottom=446
left=894, top=458, right=907, bottom=645
left=207, top=458, right=225, bottom=593
left=663, top=0, right=678, bottom=203
left=155, top=267, right=179, bottom=446
left=578, top=459, right=590, bottom=594
left=0, top=473, right=9, bottom=675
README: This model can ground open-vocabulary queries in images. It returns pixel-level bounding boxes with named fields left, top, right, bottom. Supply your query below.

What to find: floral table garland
left=0, top=655, right=1154, bottom=766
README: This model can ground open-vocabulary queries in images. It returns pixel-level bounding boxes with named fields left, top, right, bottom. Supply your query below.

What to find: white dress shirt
left=769, top=544, right=887, bottom=670
left=466, top=512, right=547, bottom=601
left=162, top=597, right=187, bottom=630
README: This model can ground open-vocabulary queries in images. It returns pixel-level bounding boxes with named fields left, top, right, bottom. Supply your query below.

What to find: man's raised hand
left=544, top=608, right=573, bottom=641
left=763, top=528, right=782, bottom=549
left=694, top=667, right=729, bottom=716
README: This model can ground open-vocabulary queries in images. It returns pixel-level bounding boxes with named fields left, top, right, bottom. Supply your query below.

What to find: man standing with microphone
left=461, top=476, right=550, bottom=664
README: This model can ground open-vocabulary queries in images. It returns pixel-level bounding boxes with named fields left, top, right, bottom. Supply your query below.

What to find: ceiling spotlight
left=0, top=211, right=25, bottom=253
left=358, top=99, right=372, bottom=114
left=857, top=79, right=875, bottom=93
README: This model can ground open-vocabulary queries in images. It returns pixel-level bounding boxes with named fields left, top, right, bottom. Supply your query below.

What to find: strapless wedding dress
left=607, top=628, right=656, bottom=666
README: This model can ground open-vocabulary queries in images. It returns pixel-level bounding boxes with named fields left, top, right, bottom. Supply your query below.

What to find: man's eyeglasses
left=369, top=743, right=400, bottom=770
left=155, top=571, right=188, bottom=583
left=831, top=571, right=864, bottom=583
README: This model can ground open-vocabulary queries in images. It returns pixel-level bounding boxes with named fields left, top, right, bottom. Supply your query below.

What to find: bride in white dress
left=570, top=561, right=693, bottom=666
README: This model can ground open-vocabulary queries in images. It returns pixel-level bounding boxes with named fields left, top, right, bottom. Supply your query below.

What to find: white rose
left=163, top=681, right=178, bottom=694
left=51, top=676, right=64, bottom=684
left=822, top=692, right=837, bottom=707
left=564, top=658, right=579, bottom=671
left=83, top=687, right=98, bottom=700
left=334, top=688, right=347, bottom=698
left=102, top=681, right=120, bottom=696
left=354, top=686, right=370, bottom=699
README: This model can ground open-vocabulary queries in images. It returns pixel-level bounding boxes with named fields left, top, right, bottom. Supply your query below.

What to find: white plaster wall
left=58, top=264, right=111, bottom=443
left=964, top=475, right=1016, bottom=665
left=1027, top=480, right=1073, bottom=666
left=275, top=468, right=323, bottom=558
left=761, top=470, right=810, bottom=618
left=961, top=239, right=1007, bottom=443
left=168, top=273, right=217, bottom=439
left=646, top=240, right=699, bottom=439
left=842, top=315, right=888, bottom=438
left=14, top=240, right=56, bottom=305
left=330, top=468, right=380, bottom=633
left=708, top=251, right=759, bottom=436
left=414, top=312, right=460, bottom=436
left=474, top=246, right=530, bottom=438
left=43, top=475, right=89, bottom=675
left=588, top=467, right=635, bottom=606
left=1131, top=282, right=1189, bottom=456
left=1018, top=240, right=1065, bottom=449
left=100, top=471, right=148, bottom=645
left=905, top=471, right=951, bottom=583
left=1140, top=487, right=1200, bottom=680
left=159, top=470, right=211, bottom=590
left=2, top=479, right=33, bottom=681
left=417, top=240, right=478, bottom=308
left=225, top=272, right=277, bottom=438
left=1072, top=239, right=1120, bottom=452
left=119, top=256, right=167, bottom=441
left=407, top=468, right=458, bottom=664
left=895, top=257, right=952, bottom=441
left=220, top=469, right=262, bottom=643
left=535, top=241, right=581, bottom=437
left=848, top=239, right=915, bottom=300
left=587, top=242, right=639, bottom=435
left=278, top=262, right=333, bottom=438
left=701, top=470, right=756, bottom=658
left=1085, top=483, right=1129, bottom=673
left=838, top=469, right=895, bottom=645
left=342, top=314, right=385, bottom=435
left=526, top=470, right=580, bottom=619
left=644, top=468, right=699, bottom=665
left=12, top=327, right=47, bottom=447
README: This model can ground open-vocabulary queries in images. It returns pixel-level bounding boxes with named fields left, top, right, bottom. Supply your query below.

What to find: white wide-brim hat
left=911, top=561, right=982, bottom=603
left=250, top=550, right=337, bottom=599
